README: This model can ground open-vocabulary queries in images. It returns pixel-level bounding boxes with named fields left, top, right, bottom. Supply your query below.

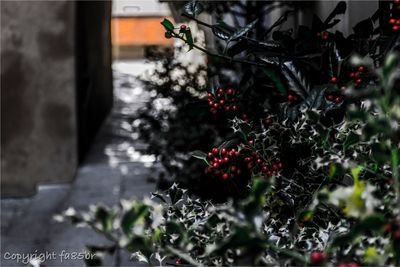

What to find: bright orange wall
left=112, top=17, right=174, bottom=46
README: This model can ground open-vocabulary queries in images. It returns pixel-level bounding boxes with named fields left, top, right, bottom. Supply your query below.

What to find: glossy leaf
left=182, top=0, right=204, bottom=17
left=161, top=18, right=174, bottom=32
left=227, top=19, right=258, bottom=43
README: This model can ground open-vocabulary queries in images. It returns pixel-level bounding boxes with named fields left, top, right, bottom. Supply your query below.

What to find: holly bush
left=63, top=1, right=400, bottom=266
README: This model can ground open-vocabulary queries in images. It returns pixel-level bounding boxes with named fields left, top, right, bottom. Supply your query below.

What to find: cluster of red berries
left=206, top=148, right=241, bottom=179
left=207, top=88, right=240, bottom=115
left=349, top=66, right=365, bottom=86
left=384, top=221, right=400, bottom=240
left=244, top=152, right=282, bottom=177
left=317, top=31, right=330, bottom=40
left=326, top=93, right=342, bottom=104
left=389, top=18, right=400, bottom=31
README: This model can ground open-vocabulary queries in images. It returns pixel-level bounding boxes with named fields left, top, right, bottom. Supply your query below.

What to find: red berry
left=235, top=151, right=240, bottom=157
left=393, top=25, right=399, bottom=31
left=244, top=157, right=252, bottom=162
left=395, top=0, right=400, bottom=4
left=310, top=251, right=326, bottom=265
left=207, top=93, right=213, bottom=98
left=262, top=166, right=268, bottom=172
left=327, top=95, right=334, bottom=101
left=247, top=163, right=253, bottom=169
left=248, top=140, right=254, bottom=145
left=236, top=169, right=242, bottom=175
left=222, top=173, right=229, bottom=180
left=207, top=152, right=213, bottom=158
left=213, top=162, right=219, bottom=168
left=210, top=108, right=217, bottom=114
left=330, top=76, right=337, bottom=83
left=223, top=157, right=229, bottom=163
left=349, top=72, right=355, bottom=78
left=213, top=103, right=219, bottom=108
left=358, top=66, right=364, bottom=72
left=217, top=93, right=223, bottom=99
left=206, top=167, right=212, bottom=172
left=354, top=72, right=360, bottom=78
left=335, top=97, right=341, bottom=103
left=208, top=101, right=214, bottom=106
left=355, top=78, right=362, bottom=84
left=212, top=148, right=219, bottom=154
left=214, top=170, right=220, bottom=175
left=256, top=159, right=262, bottom=164
left=278, top=163, right=283, bottom=169
left=227, top=89, right=233, bottom=95
left=218, top=89, right=224, bottom=94
left=272, top=164, right=278, bottom=170
left=389, top=18, right=396, bottom=24
left=221, top=148, right=227, bottom=155
left=384, top=223, right=392, bottom=233
left=397, top=20, right=400, bottom=25
left=219, top=100, right=225, bottom=105
left=231, top=166, right=237, bottom=172
left=287, top=94, right=294, bottom=101
left=232, top=105, right=238, bottom=112
left=225, top=106, right=231, bottom=112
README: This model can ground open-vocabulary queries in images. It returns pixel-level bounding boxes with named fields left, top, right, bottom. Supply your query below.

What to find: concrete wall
left=1, top=1, right=113, bottom=197
left=1, top=1, right=77, bottom=197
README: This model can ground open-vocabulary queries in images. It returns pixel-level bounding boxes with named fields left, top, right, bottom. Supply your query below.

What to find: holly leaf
left=324, top=1, right=346, bottom=25
left=212, top=21, right=234, bottom=40
left=182, top=0, right=204, bottom=17
left=185, top=28, right=194, bottom=50
left=121, top=204, right=149, bottom=236
left=191, top=150, right=207, bottom=160
left=343, top=131, right=360, bottom=151
left=161, top=18, right=174, bottom=32
left=227, top=19, right=258, bottom=43
left=353, top=18, right=373, bottom=38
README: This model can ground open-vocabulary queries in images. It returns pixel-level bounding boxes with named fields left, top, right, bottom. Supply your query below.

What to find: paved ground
left=1, top=61, right=160, bottom=266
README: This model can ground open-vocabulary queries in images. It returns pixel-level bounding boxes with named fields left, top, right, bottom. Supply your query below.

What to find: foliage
left=64, top=1, right=400, bottom=266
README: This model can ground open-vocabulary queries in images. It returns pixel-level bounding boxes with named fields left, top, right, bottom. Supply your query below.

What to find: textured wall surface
left=1, top=1, right=77, bottom=197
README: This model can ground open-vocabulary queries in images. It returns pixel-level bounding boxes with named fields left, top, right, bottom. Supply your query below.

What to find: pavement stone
left=1, top=60, right=159, bottom=266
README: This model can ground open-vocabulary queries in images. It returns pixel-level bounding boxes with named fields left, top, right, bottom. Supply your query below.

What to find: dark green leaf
left=227, top=19, right=258, bottom=43
left=161, top=18, right=174, bottom=32
left=191, top=150, right=207, bottom=160
left=212, top=22, right=234, bottom=40
left=281, top=60, right=311, bottom=99
left=95, top=206, right=113, bottom=233
left=185, top=29, right=194, bottom=50
left=343, top=131, right=360, bottom=151
left=353, top=18, right=373, bottom=38
left=121, top=204, right=150, bottom=236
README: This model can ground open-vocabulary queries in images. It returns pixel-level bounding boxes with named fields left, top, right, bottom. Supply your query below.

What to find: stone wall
left=1, top=1, right=113, bottom=197
left=1, top=1, right=77, bottom=197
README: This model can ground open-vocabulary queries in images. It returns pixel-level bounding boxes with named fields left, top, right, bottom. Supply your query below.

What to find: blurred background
left=1, top=0, right=385, bottom=266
